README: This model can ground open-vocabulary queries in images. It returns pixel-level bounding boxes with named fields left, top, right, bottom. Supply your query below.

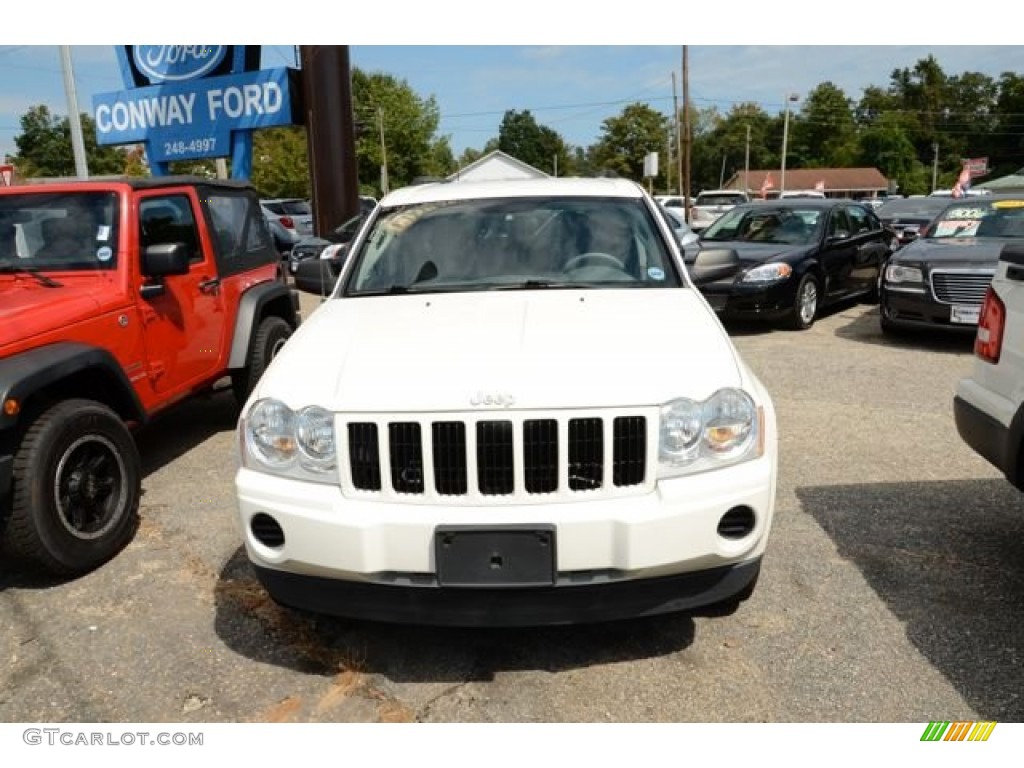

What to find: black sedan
left=287, top=198, right=375, bottom=275
left=879, top=195, right=1024, bottom=334
left=875, top=196, right=949, bottom=248
left=685, top=199, right=895, bottom=329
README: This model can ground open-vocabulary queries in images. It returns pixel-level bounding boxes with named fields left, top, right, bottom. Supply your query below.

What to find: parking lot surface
left=2, top=292, right=1022, bottom=723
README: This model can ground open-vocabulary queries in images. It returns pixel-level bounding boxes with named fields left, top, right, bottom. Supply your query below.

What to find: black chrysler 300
left=879, top=195, right=1024, bottom=334
left=684, top=199, right=896, bottom=330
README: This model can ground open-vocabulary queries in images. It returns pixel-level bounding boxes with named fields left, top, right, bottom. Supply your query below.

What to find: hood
left=0, top=277, right=108, bottom=348
left=688, top=240, right=811, bottom=266
left=893, top=237, right=1011, bottom=265
left=255, top=289, right=743, bottom=412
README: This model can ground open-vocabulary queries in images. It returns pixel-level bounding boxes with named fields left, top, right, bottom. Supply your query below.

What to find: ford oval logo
left=132, top=45, right=226, bottom=83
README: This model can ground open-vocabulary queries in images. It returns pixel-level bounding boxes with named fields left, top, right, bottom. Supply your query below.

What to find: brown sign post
left=299, top=46, right=361, bottom=238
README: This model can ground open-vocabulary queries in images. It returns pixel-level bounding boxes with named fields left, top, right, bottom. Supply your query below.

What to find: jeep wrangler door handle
left=198, top=277, right=221, bottom=294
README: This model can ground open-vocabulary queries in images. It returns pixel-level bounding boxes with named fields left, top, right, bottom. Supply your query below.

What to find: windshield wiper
left=489, top=280, right=607, bottom=290
left=0, top=264, right=63, bottom=287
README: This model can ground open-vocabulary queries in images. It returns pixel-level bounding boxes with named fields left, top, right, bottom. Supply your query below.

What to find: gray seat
left=37, top=217, right=92, bottom=261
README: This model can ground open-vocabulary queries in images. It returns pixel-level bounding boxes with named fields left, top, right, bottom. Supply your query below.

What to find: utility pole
left=378, top=106, right=389, bottom=196
left=672, top=71, right=680, bottom=195
left=932, top=142, right=939, bottom=193
left=780, top=92, right=798, bottom=195
left=744, top=124, right=750, bottom=195
left=719, top=154, right=727, bottom=188
left=682, top=46, right=691, bottom=222
left=60, top=46, right=89, bottom=179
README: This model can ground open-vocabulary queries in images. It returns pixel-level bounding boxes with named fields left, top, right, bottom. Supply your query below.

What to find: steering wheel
left=563, top=252, right=626, bottom=272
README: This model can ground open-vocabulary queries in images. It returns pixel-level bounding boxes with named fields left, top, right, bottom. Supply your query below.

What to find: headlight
left=659, top=398, right=703, bottom=466
left=885, top=264, right=923, bottom=283
left=242, top=399, right=337, bottom=482
left=703, top=388, right=756, bottom=458
left=659, top=388, right=760, bottom=478
left=742, top=263, right=793, bottom=283
left=245, top=399, right=297, bottom=467
left=295, top=405, right=336, bottom=472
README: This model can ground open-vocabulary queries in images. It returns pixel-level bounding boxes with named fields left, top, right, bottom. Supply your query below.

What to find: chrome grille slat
left=931, top=271, right=995, bottom=305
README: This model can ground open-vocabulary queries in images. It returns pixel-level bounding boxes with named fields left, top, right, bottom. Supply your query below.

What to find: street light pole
left=60, top=46, right=89, bottom=179
left=780, top=92, right=798, bottom=195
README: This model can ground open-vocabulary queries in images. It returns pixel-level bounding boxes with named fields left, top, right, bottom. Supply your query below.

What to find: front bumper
left=698, top=279, right=795, bottom=319
left=881, top=287, right=979, bottom=330
left=253, top=558, right=762, bottom=626
left=234, top=454, right=776, bottom=624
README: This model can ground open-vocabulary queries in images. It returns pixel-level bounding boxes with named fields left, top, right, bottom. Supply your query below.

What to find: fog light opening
left=718, top=505, right=756, bottom=540
left=251, top=513, right=285, bottom=549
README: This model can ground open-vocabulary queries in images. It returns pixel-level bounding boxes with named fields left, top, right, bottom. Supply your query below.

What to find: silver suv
left=690, top=190, right=750, bottom=232
left=954, top=243, right=1024, bottom=491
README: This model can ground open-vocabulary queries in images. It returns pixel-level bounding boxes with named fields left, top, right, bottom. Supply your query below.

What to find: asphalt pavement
left=2, top=292, right=1022, bottom=723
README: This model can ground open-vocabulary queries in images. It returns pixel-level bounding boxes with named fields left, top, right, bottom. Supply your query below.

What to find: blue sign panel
left=93, top=67, right=297, bottom=165
left=131, top=46, right=228, bottom=83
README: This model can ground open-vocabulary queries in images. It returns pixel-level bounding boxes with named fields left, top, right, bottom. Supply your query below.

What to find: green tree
left=252, top=126, right=310, bottom=198
left=12, top=105, right=127, bottom=177
left=590, top=103, right=670, bottom=186
left=791, top=82, right=859, bottom=168
left=352, top=69, right=447, bottom=195
left=690, top=103, right=778, bottom=194
left=857, top=112, right=927, bottom=194
left=993, top=72, right=1024, bottom=178
left=496, top=109, right=571, bottom=176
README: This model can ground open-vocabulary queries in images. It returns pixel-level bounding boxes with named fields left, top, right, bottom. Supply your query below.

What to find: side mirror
left=142, top=243, right=190, bottom=277
left=688, top=248, right=740, bottom=285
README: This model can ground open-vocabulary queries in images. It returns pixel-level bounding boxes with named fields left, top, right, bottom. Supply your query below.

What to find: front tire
left=2, top=399, right=141, bottom=576
left=232, top=316, right=293, bottom=406
left=786, top=273, right=819, bottom=330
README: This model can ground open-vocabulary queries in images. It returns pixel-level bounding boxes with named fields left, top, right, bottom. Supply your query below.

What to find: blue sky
left=3, top=38, right=1023, bottom=165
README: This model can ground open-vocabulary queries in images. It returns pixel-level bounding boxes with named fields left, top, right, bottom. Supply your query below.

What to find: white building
left=447, top=150, right=549, bottom=183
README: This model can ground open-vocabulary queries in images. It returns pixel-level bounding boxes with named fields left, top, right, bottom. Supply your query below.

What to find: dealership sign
left=92, top=46, right=300, bottom=179
left=132, top=46, right=227, bottom=83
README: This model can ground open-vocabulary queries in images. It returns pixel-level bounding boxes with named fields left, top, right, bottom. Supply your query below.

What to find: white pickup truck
left=954, top=243, right=1024, bottom=491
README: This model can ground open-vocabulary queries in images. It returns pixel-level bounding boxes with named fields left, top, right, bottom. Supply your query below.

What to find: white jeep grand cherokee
left=234, top=177, right=778, bottom=626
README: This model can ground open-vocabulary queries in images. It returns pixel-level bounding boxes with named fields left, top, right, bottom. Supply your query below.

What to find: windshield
left=701, top=206, right=822, bottom=245
left=928, top=199, right=1024, bottom=239
left=343, top=196, right=682, bottom=295
left=696, top=193, right=746, bottom=207
left=0, top=191, right=119, bottom=271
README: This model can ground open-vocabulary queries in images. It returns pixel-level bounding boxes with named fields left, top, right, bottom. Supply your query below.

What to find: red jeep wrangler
left=0, top=177, right=300, bottom=576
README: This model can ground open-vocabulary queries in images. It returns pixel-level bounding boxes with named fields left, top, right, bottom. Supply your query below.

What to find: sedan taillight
left=280, top=215, right=295, bottom=229
left=975, top=286, right=1005, bottom=364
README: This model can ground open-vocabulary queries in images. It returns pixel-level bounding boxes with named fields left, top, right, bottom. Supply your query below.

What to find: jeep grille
left=343, top=411, right=651, bottom=503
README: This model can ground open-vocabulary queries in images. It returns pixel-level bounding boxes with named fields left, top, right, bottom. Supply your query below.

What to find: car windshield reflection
left=344, top=196, right=682, bottom=296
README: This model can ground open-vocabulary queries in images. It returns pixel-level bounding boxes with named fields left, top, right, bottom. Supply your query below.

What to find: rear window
left=696, top=193, right=746, bottom=207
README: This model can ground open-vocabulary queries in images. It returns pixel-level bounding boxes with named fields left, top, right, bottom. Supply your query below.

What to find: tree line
left=9, top=55, right=1024, bottom=197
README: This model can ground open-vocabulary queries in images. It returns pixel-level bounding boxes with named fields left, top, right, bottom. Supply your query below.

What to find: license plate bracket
left=950, top=304, right=980, bottom=324
left=435, top=525, right=556, bottom=588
